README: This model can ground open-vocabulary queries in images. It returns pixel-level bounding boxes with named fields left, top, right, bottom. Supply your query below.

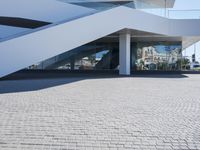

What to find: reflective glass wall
left=28, top=41, right=119, bottom=71
left=28, top=40, right=182, bottom=72
left=131, top=42, right=182, bottom=71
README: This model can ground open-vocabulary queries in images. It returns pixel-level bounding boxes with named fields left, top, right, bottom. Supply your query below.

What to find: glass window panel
left=28, top=41, right=119, bottom=71
left=132, top=41, right=182, bottom=71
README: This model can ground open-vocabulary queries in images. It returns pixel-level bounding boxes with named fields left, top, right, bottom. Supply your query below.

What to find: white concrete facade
left=119, top=33, right=131, bottom=75
left=0, top=0, right=200, bottom=77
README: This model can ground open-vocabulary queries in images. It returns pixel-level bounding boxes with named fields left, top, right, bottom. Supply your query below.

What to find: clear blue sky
left=171, top=0, right=200, bottom=62
left=174, top=0, right=200, bottom=9
left=169, top=0, right=200, bottom=19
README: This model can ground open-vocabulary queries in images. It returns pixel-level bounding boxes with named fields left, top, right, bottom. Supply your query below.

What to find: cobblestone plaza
left=0, top=75, right=200, bottom=150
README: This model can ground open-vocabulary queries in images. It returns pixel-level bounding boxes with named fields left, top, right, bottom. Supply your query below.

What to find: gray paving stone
left=0, top=74, right=200, bottom=149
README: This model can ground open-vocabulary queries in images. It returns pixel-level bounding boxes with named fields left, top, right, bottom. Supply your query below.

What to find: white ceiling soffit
left=0, top=0, right=96, bottom=23
left=62, top=0, right=175, bottom=8
left=182, top=37, right=200, bottom=49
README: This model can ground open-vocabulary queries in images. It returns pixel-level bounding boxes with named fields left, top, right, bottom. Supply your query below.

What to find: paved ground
left=0, top=74, right=200, bottom=150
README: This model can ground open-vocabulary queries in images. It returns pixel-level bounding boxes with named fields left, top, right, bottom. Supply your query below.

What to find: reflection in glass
left=132, top=42, right=182, bottom=71
left=28, top=41, right=119, bottom=71
left=28, top=40, right=182, bottom=72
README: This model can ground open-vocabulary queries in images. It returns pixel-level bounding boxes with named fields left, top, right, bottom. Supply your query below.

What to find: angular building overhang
left=62, top=0, right=175, bottom=8
left=1, top=4, right=200, bottom=77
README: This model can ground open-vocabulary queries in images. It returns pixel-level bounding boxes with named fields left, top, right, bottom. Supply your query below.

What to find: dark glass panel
left=28, top=41, right=119, bottom=71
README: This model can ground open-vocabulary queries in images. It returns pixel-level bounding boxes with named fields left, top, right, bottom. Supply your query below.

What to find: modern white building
left=0, top=0, right=200, bottom=77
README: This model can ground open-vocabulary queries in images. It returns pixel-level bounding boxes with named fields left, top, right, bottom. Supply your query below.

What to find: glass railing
left=139, top=8, right=167, bottom=18
left=132, top=0, right=200, bottom=19
left=137, top=8, right=200, bottom=19
left=168, top=9, right=200, bottom=19
left=132, top=0, right=168, bottom=18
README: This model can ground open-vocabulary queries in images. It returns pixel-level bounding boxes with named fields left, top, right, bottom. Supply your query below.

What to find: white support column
left=119, top=33, right=131, bottom=75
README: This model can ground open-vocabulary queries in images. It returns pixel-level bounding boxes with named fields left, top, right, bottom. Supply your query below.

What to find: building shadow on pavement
left=0, top=78, right=85, bottom=94
left=0, top=74, right=189, bottom=94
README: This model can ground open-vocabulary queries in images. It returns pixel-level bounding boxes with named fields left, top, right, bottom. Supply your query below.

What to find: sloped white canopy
left=0, top=25, right=29, bottom=40
left=0, top=0, right=95, bottom=23
left=0, top=6, right=200, bottom=77
left=62, top=0, right=175, bottom=8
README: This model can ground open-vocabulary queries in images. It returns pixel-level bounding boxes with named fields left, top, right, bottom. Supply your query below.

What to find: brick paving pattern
left=0, top=75, right=200, bottom=150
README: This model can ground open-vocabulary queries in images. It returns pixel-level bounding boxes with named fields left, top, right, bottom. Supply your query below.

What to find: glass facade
left=131, top=42, right=182, bottom=71
left=28, top=41, right=119, bottom=71
left=28, top=39, right=182, bottom=72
